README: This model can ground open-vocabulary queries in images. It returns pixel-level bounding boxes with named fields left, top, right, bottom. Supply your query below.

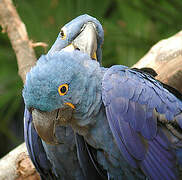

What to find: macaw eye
left=58, top=83, right=69, bottom=96
left=60, top=29, right=66, bottom=40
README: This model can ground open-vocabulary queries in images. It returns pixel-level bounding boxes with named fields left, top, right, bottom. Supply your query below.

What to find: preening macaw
left=23, top=47, right=182, bottom=179
left=23, top=14, right=107, bottom=180
left=47, top=14, right=103, bottom=63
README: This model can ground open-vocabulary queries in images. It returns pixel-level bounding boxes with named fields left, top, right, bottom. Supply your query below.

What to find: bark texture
left=0, top=0, right=39, bottom=179
left=0, top=0, right=36, bottom=83
left=134, top=30, right=182, bottom=93
left=0, top=144, right=40, bottom=180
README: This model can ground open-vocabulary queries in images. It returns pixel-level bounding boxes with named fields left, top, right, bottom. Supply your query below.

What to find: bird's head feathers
left=48, top=14, right=104, bottom=63
left=23, top=51, right=100, bottom=111
left=23, top=51, right=102, bottom=143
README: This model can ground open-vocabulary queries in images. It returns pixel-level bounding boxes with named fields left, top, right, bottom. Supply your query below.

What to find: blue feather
left=23, top=45, right=182, bottom=179
left=102, top=65, right=182, bottom=179
left=106, top=106, right=138, bottom=168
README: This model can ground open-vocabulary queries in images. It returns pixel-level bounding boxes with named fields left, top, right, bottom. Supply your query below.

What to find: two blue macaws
left=23, top=15, right=182, bottom=180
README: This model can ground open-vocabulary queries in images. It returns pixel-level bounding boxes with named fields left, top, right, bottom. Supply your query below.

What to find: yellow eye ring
left=60, top=29, right=66, bottom=40
left=58, top=83, right=69, bottom=96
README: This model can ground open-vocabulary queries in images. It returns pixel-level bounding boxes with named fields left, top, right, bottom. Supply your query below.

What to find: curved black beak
left=32, top=109, right=59, bottom=144
left=32, top=105, right=74, bottom=144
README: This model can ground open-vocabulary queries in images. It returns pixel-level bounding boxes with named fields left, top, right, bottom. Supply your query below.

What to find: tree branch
left=0, top=0, right=36, bottom=83
left=0, top=144, right=40, bottom=180
left=1, top=0, right=182, bottom=179
left=0, top=0, right=39, bottom=179
left=134, top=30, right=182, bottom=93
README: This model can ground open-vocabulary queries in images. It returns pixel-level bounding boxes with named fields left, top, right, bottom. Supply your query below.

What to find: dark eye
left=60, top=29, right=66, bottom=40
left=58, top=84, right=69, bottom=96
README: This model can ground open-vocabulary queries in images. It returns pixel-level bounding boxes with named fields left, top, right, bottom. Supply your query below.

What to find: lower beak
left=63, top=22, right=98, bottom=60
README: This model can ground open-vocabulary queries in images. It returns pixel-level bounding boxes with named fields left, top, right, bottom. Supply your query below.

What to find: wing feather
left=106, top=106, right=138, bottom=168
left=102, top=65, right=182, bottom=179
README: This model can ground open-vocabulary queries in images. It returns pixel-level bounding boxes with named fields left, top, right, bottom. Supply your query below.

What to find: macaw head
left=48, top=14, right=104, bottom=63
left=23, top=51, right=102, bottom=144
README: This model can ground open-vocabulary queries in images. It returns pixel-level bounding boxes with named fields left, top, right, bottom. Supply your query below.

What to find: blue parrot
left=23, top=49, right=182, bottom=179
left=23, top=14, right=107, bottom=179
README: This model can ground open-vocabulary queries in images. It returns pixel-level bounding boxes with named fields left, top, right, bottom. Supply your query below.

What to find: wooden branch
left=0, top=0, right=36, bottom=83
left=0, top=0, right=39, bottom=179
left=134, top=30, right=182, bottom=93
left=0, top=0, right=182, bottom=178
left=0, top=144, right=40, bottom=180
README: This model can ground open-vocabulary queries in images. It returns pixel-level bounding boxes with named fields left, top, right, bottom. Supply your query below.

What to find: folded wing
left=102, top=65, right=182, bottom=179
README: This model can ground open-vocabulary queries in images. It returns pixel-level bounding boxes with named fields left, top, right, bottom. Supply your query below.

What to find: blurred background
left=0, top=0, right=182, bottom=158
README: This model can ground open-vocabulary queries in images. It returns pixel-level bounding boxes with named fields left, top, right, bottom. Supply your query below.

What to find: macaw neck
left=71, top=67, right=107, bottom=134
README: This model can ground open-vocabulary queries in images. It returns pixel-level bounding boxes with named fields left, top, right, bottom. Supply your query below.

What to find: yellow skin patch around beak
left=64, top=102, right=75, bottom=109
left=63, top=44, right=75, bottom=52
left=92, top=52, right=97, bottom=61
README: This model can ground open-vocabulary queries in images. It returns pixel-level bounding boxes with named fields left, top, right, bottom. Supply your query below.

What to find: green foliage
left=1, top=0, right=182, bottom=157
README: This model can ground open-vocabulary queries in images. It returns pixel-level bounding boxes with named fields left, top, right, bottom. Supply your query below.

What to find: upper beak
left=63, top=22, right=98, bottom=60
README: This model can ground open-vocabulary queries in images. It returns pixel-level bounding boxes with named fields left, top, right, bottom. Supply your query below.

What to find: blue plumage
left=23, top=49, right=182, bottom=179
left=23, top=14, right=106, bottom=180
left=23, top=14, right=182, bottom=180
left=48, top=14, right=104, bottom=63
left=102, top=65, right=182, bottom=179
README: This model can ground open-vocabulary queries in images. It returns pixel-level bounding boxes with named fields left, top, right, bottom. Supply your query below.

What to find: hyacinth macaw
left=23, top=14, right=107, bottom=180
left=23, top=46, right=182, bottom=179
